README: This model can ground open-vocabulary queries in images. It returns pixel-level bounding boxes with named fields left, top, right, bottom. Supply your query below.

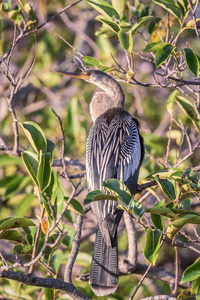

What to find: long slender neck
left=89, top=75, right=125, bottom=122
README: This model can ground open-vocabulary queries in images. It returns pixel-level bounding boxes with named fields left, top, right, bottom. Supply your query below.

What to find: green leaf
left=148, top=167, right=179, bottom=180
left=197, top=285, right=200, bottom=300
left=155, top=44, right=175, bottom=68
left=37, top=152, right=52, bottom=192
left=99, top=17, right=120, bottom=32
left=46, top=139, right=55, bottom=156
left=166, top=90, right=179, bottom=116
left=20, top=121, right=47, bottom=154
left=87, top=0, right=120, bottom=20
left=84, top=190, right=103, bottom=205
left=153, top=0, right=182, bottom=21
left=83, top=56, right=103, bottom=67
left=181, top=258, right=200, bottom=283
left=111, top=0, right=125, bottom=17
left=175, top=96, right=200, bottom=132
left=148, top=17, right=161, bottom=34
left=21, top=151, right=39, bottom=186
left=22, top=226, right=33, bottom=245
left=166, top=213, right=200, bottom=240
left=102, top=179, right=132, bottom=208
left=93, top=193, right=118, bottom=201
left=150, top=199, right=165, bottom=231
left=0, top=217, right=35, bottom=230
left=118, top=30, right=133, bottom=52
left=182, top=48, right=199, bottom=77
left=129, top=200, right=144, bottom=219
left=12, top=244, right=33, bottom=255
left=131, top=16, right=153, bottom=36
left=0, top=229, right=23, bottom=243
left=143, top=41, right=168, bottom=53
left=147, top=206, right=176, bottom=219
left=191, top=276, right=200, bottom=294
left=144, top=228, right=162, bottom=265
left=155, top=176, right=177, bottom=201
left=181, top=198, right=192, bottom=210
left=64, top=197, right=85, bottom=216
left=7, top=5, right=23, bottom=26
left=1, top=0, right=11, bottom=12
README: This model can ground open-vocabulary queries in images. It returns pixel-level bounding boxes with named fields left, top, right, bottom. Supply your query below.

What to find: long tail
left=89, top=226, right=118, bottom=296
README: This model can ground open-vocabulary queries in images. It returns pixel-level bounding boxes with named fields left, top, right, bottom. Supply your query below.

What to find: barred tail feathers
left=89, top=226, right=118, bottom=296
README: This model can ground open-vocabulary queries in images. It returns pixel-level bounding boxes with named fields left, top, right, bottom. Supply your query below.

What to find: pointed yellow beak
left=57, top=71, right=90, bottom=80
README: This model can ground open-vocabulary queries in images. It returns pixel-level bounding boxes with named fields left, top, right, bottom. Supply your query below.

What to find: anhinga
left=59, top=70, right=144, bottom=296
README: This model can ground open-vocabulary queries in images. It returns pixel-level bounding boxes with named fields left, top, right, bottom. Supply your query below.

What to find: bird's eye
left=86, top=72, right=90, bottom=76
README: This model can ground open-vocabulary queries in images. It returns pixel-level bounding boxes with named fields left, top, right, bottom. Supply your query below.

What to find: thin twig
left=129, top=263, right=153, bottom=300
left=172, top=246, right=179, bottom=295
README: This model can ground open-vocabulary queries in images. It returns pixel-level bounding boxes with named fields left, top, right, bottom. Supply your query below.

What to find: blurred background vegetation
left=0, top=0, right=200, bottom=299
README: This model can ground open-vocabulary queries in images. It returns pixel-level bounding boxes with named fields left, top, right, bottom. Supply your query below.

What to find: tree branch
left=0, top=270, right=90, bottom=300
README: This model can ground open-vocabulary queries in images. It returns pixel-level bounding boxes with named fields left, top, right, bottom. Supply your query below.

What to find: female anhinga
left=59, top=70, right=144, bottom=296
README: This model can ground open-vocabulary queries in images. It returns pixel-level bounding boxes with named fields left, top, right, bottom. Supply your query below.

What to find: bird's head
left=57, top=69, right=109, bottom=86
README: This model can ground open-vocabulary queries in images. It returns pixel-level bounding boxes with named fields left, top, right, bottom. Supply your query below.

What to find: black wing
left=86, top=110, right=143, bottom=245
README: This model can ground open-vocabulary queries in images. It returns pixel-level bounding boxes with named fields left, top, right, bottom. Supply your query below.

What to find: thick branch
left=0, top=270, right=90, bottom=300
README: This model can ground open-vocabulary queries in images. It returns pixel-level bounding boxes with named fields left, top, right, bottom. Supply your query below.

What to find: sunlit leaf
left=20, top=121, right=47, bottom=154
left=102, top=179, right=132, bottom=208
left=21, top=151, right=39, bottom=186
left=131, top=16, right=153, bottom=36
left=99, top=17, right=120, bottom=33
left=153, top=0, right=182, bottom=21
left=185, top=19, right=200, bottom=30
left=155, top=44, right=175, bottom=68
left=144, top=228, right=162, bottom=265
left=37, top=152, right=52, bottom=192
left=64, top=197, right=85, bottom=216
left=111, top=0, right=124, bottom=17
left=87, top=0, right=120, bottom=20
left=8, top=5, right=23, bottom=26
left=148, top=167, right=179, bottom=180
left=155, top=176, right=177, bottom=201
left=182, top=48, right=199, bottom=77
left=143, top=41, right=168, bottom=53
